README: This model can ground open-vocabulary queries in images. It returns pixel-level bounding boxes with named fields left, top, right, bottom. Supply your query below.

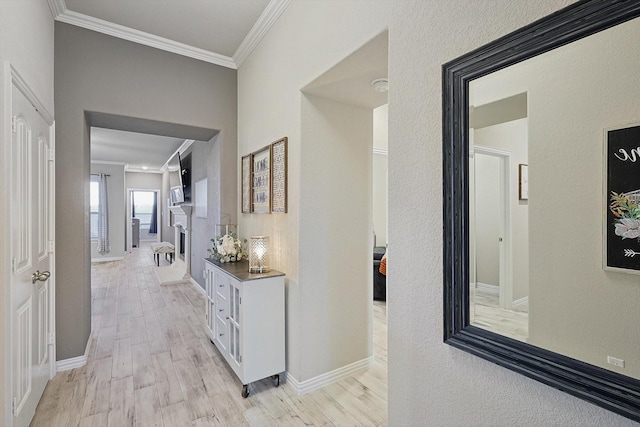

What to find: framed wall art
left=604, top=123, right=640, bottom=274
left=252, top=145, right=271, bottom=214
left=241, top=154, right=252, bottom=213
left=271, top=137, right=288, bottom=213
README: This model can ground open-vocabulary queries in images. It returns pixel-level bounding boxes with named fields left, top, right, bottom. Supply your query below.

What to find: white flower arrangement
left=208, top=233, right=247, bottom=263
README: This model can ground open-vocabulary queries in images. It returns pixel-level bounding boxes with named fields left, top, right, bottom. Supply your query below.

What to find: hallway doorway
left=131, top=190, right=160, bottom=245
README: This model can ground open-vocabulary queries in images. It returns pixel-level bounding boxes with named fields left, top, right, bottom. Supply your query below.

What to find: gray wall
left=54, top=22, right=237, bottom=360
left=189, top=135, right=230, bottom=290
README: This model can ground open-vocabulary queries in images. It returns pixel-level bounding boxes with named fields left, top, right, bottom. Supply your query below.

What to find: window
left=90, top=180, right=99, bottom=240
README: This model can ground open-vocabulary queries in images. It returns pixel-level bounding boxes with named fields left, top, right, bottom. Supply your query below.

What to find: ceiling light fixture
left=371, top=78, right=389, bottom=93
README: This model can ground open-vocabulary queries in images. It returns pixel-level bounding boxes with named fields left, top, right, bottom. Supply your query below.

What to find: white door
left=10, top=82, right=53, bottom=426
left=473, top=146, right=512, bottom=309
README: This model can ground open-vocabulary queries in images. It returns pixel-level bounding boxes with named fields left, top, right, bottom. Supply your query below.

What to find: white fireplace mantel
left=155, top=204, right=193, bottom=285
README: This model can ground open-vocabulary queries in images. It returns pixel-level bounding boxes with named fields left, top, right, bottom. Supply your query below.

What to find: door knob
left=31, top=270, right=50, bottom=284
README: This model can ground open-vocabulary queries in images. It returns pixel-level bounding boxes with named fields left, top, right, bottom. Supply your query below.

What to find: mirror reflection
left=468, top=15, right=640, bottom=379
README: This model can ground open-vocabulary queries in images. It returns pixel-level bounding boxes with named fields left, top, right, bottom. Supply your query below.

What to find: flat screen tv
left=167, top=152, right=192, bottom=204
left=181, top=153, right=192, bottom=203
left=168, top=154, right=184, bottom=204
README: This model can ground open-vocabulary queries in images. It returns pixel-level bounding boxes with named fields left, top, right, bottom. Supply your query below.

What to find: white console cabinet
left=204, top=258, right=285, bottom=397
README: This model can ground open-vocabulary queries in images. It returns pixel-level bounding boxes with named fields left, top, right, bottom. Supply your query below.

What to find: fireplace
left=179, top=229, right=186, bottom=260
left=154, top=204, right=192, bottom=285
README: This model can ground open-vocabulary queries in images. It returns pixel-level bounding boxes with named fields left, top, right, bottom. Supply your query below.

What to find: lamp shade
left=248, top=236, right=270, bottom=273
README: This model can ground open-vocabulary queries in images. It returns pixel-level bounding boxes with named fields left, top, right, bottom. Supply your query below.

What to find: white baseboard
left=91, top=256, right=125, bottom=263
left=190, top=278, right=206, bottom=295
left=56, top=330, right=92, bottom=372
left=287, top=356, right=374, bottom=395
left=512, top=296, right=529, bottom=308
left=476, top=282, right=499, bottom=290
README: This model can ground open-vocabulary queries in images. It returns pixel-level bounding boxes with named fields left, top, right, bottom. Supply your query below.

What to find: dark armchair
left=373, top=246, right=386, bottom=301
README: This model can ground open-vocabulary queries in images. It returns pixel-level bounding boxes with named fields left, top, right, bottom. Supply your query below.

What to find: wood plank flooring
left=31, top=243, right=388, bottom=426
left=471, top=285, right=528, bottom=342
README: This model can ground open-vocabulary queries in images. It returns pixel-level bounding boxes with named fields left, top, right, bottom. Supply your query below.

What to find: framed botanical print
left=604, top=123, right=640, bottom=273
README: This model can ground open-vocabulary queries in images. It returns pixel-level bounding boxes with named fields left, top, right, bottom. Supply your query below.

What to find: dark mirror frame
left=443, top=0, right=640, bottom=421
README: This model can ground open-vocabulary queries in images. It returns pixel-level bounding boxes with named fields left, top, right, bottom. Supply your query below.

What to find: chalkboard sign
left=605, top=123, right=640, bottom=273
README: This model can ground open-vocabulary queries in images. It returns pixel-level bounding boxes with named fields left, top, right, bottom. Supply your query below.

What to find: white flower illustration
left=614, top=218, right=640, bottom=239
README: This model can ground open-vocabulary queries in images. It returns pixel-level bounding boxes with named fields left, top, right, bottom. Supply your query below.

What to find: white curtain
left=96, top=173, right=110, bottom=255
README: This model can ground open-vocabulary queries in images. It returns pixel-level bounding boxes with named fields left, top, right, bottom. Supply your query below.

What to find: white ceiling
left=303, top=31, right=388, bottom=109
left=90, top=128, right=186, bottom=172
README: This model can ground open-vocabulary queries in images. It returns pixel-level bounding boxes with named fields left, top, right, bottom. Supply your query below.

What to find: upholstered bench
left=151, top=242, right=175, bottom=266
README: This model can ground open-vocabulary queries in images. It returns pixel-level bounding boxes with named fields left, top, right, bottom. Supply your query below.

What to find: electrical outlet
left=607, top=356, right=625, bottom=368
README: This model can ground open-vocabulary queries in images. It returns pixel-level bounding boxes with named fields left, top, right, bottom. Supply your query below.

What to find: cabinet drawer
left=215, top=271, right=229, bottom=299
left=215, top=317, right=228, bottom=351
left=215, top=293, right=227, bottom=323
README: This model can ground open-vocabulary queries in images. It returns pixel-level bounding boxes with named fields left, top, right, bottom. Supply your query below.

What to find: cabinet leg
left=241, top=384, right=250, bottom=398
left=272, top=374, right=280, bottom=387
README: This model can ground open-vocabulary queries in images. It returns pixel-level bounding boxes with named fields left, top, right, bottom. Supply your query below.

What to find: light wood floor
left=31, top=243, right=388, bottom=426
left=471, top=285, right=529, bottom=342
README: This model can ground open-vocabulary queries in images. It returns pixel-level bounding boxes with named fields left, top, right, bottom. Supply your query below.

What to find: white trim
left=47, top=120, right=57, bottom=380
left=233, top=0, right=291, bottom=67
left=50, top=0, right=290, bottom=70
left=161, top=139, right=195, bottom=172
left=286, top=356, right=374, bottom=395
left=124, top=167, right=162, bottom=174
left=91, top=256, right=125, bottom=263
left=190, top=278, right=206, bottom=296
left=9, top=65, right=54, bottom=125
left=476, top=282, right=498, bottom=291
left=56, top=330, right=92, bottom=372
left=91, top=160, right=126, bottom=166
left=47, top=0, right=65, bottom=19
left=373, top=147, right=388, bottom=155
left=54, top=9, right=237, bottom=69
left=512, top=296, right=529, bottom=308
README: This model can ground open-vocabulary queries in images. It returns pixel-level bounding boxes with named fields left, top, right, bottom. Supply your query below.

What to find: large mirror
left=443, top=0, right=640, bottom=421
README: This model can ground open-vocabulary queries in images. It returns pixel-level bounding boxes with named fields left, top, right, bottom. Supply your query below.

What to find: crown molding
left=233, top=0, right=291, bottom=67
left=50, top=0, right=289, bottom=70
left=52, top=3, right=237, bottom=69
left=91, top=160, right=126, bottom=166
left=47, top=0, right=66, bottom=19
left=124, top=166, right=163, bottom=174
